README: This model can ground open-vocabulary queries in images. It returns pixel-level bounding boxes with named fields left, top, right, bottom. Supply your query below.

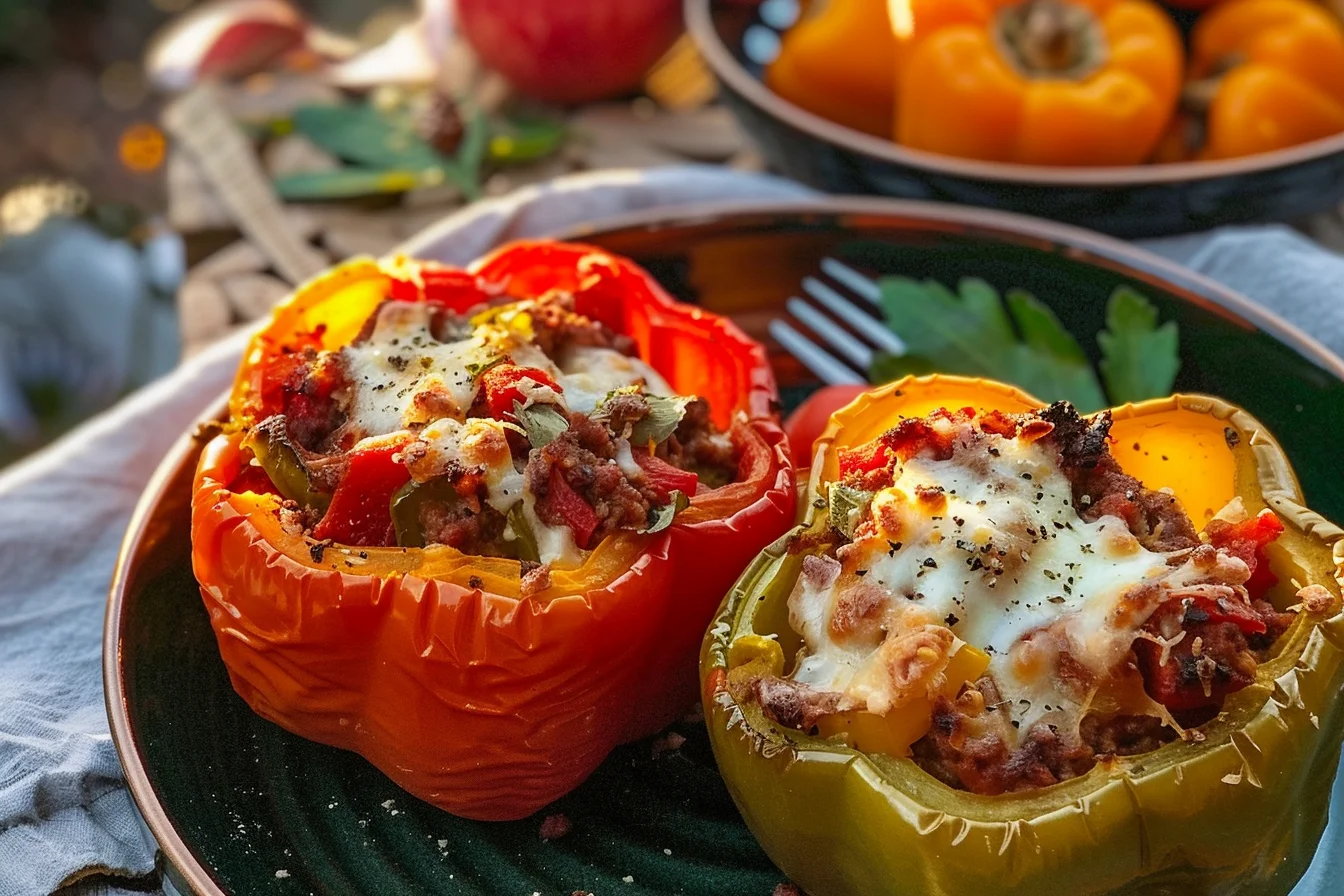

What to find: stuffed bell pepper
left=704, top=375, right=1344, bottom=895
left=191, top=240, right=795, bottom=820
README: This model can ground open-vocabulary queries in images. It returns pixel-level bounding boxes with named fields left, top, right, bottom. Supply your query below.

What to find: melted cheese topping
left=790, top=425, right=1249, bottom=739
left=335, top=298, right=673, bottom=568
left=339, top=302, right=669, bottom=435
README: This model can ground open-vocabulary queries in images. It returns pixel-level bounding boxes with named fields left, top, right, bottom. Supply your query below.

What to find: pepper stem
left=995, top=0, right=1107, bottom=81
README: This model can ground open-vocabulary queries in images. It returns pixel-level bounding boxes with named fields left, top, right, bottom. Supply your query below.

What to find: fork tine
left=802, top=276, right=907, bottom=355
left=820, top=258, right=882, bottom=305
left=785, top=298, right=874, bottom=370
left=769, top=320, right=866, bottom=385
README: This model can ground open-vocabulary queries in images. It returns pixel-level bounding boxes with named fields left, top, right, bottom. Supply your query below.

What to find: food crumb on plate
left=663, top=848, right=672, bottom=855
left=437, top=838, right=448, bottom=848
left=651, top=731, right=686, bottom=757
left=539, top=813, right=573, bottom=841
left=275, top=870, right=290, bottom=879
left=623, top=876, right=635, bottom=884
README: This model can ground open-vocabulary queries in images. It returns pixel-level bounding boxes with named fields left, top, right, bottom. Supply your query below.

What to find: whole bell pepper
left=895, top=0, right=1184, bottom=166
left=765, top=0, right=899, bottom=137
left=702, top=374, right=1344, bottom=896
left=191, top=241, right=797, bottom=820
left=1166, top=0, right=1344, bottom=160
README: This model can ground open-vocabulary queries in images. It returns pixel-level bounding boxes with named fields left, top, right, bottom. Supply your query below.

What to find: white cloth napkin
left=1, top=165, right=1341, bottom=895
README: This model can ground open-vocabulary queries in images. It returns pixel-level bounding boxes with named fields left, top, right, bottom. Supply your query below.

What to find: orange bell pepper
left=895, top=0, right=1184, bottom=166
left=191, top=241, right=797, bottom=820
left=1182, top=0, right=1344, bottom=160
left=765, top=0, right=899, bottom=136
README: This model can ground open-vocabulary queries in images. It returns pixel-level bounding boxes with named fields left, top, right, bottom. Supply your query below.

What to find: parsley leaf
left=873, top=277, right=1106, bottom=411
left=1097, top=287, right=1181, bottom=404
left=627, top=394, right=694, bottom=447
left=870, top=278, right=1178, bottom=412
left=514, top=401, right=569, bottom=448
left=640, top=490, right=690, bottom=534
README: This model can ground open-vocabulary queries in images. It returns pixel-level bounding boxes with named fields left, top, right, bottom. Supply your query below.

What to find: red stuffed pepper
left=190, top=241, right=795, bottom=820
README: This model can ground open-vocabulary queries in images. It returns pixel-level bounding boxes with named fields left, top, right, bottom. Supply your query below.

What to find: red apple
left=457, top=0, right=683, bottom=104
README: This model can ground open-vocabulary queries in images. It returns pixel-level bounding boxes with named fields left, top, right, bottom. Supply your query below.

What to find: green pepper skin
left=700, top=387, right=1344, bottom=896
left=242, top=416, right=331, bottom=513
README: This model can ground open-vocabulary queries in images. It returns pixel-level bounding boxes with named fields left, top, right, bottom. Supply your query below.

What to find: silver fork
left=769, top=258, right=907, bottom=385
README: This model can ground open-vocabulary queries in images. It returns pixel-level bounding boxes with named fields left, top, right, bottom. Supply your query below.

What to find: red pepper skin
left=1208, top=510, right=1286, bottom=599
left=192, top=242, right=797, bottom=820
left=542, top=467, right=600, bottom=548
left=479, top=364, right=563, bottom=421
left=312, top=442, right=409, bottom=547
left=633, top=452, right=699, bottom=502
left=386, top=261, right=498, bottom=311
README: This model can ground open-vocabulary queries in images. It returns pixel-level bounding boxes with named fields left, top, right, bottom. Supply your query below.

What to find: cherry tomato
left=783, top=385, right=869, bottom=465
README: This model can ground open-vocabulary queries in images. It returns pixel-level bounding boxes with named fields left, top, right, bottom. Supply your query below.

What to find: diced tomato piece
left=633, top=452, right=699, bottom=502
left=541, top=467, right=600, bottom=549
left=1207, top=510, right=1285, bottom=599
left=782, top=385, right=869, bottom=463
left=313, top=442, right=410, bottom=547
left=1135, top=596, right=1263, bottom=712
left=479, top=365, right=563, bottom=420
left=1183, top=594, right=1268, bottom=636
left=387, top=263, right=497, bottom=312
left=837, top=440, right=892, bottom=478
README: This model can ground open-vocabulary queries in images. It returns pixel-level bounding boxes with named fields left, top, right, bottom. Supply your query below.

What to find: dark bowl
left=687, top=0, right=1344, bottom=238
left=106, top=199, right=1344, bottom=894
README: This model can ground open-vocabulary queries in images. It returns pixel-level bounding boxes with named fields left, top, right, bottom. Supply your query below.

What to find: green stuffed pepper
left=702, top=375, right=1344, bottom=896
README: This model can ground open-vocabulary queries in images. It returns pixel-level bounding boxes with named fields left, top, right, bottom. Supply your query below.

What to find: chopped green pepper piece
left=505, top=504, right=541, bottom=564
left=390, top=476, right=461, bottom=548
left=242, top=416, right=331, bottom=513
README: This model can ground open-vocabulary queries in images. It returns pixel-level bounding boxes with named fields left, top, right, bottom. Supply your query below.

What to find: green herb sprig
left=869, top=278, right=1179, bottom=412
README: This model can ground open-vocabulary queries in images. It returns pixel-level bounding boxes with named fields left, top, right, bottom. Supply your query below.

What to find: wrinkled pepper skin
left=896, top=0, right=1183, bottom=166
left=191, top=242, right=796, bottom=820
left=701, top=375, right=1344, bottom=896
left=1189, top=0, right=1344, bottom=160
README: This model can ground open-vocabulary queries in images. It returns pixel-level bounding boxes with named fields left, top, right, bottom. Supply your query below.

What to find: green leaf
left=292, top=103, right=444, bottom=171
left=1097, top=287, right=1181, bottom=404
left=869, top=352, right=938, bottom=384
left=1005, top=289, right=1088, bottom=363
left=514, top=401, right=570, bottom=448
left=874, top=277, right=1108, bottom=412
left=628, top=394, right=694, bottom=447
left=272, top=168, right=426, bottom=201
left=489, top=116, right=567, bottom=164
left=640, top=490, right=691, bottom=535
left=439, top=106, right=489, bottom=201
left=828, top=483, right=874, bottom=540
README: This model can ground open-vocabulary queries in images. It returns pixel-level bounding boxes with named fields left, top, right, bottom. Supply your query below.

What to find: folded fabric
left=1, top=165, right=1341, bottom=894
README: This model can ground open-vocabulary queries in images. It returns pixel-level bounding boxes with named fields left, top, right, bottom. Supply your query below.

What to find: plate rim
left=686, top=0, right=1344, bottom=188
left=105, top=196, right=1344, bottom=896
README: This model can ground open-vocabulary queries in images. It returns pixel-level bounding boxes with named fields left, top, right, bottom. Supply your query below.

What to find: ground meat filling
left=526, top=413, right=662, bottom=538
left=235, top=288, right=740, bottom=563
left=755, top=402, right=1299, bottom=795
left=529, top=291, right=636, bottom=357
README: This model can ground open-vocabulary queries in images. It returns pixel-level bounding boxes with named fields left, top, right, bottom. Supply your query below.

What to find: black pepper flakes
left=945, top=613, right=960, bottom=626
left=1224, top=426, right=1240, bottom=448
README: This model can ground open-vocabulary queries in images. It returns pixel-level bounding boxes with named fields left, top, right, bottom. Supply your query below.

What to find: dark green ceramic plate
left=106, top=200, right=1344, bottom=895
